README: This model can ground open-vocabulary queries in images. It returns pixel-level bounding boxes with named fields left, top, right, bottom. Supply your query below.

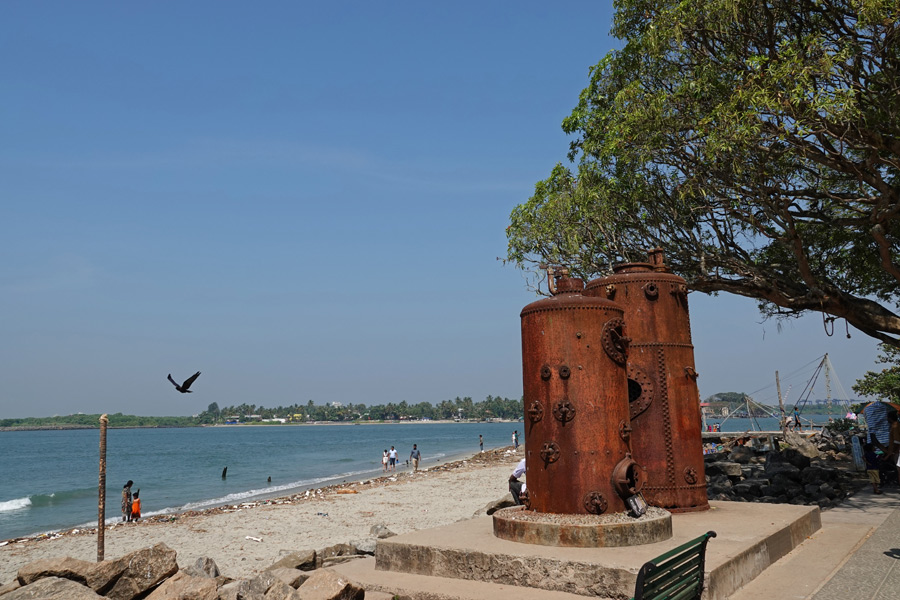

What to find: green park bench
left=632, top=530, right=717, bottom=600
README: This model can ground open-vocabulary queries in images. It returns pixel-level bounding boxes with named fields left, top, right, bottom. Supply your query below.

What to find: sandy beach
left=0, top=448, right=522, bottom=585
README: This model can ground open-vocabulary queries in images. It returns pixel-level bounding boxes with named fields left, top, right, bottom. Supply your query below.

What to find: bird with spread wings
left=167, top=371, right=201, bottom=393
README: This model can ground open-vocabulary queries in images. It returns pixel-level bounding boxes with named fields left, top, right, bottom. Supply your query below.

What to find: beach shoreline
left=0, top=447, right=524, bottom=584
left=1, top=419, right=522, bottom=433
left=1, top=444, right=507, bottom=543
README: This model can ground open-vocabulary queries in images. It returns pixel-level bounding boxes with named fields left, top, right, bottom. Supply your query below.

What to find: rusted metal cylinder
left=521, top=272, right=642, bottom=515
left=585, top=249, right=709, bottom=513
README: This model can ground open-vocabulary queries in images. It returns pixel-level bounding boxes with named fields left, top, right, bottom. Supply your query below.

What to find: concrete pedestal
left=331, top=501, right=821, bottom=600
left=492, top=505, right=672, bottom=547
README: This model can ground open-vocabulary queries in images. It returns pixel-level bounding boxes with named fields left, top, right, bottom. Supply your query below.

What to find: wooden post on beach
left=98, top=414, right=108, bottom=562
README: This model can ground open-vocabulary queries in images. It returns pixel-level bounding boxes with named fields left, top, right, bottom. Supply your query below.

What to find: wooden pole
left=97, top=414, right=108, bottom=562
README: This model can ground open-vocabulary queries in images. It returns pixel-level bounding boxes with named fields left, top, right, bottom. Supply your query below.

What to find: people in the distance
left=863, top=444, right=883, bottom=495
left=388, top=446, right=398, bottom=471
left=410, top=444, right=421, bottom=472
left=131, top=489, right=142, bottom=521
left=121, top=480, right=134, bottom=522
left=887, top=411, right=900, bottom=486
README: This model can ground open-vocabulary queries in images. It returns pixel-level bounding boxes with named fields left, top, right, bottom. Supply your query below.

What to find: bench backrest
left=633, top=530, right=717, bottom=600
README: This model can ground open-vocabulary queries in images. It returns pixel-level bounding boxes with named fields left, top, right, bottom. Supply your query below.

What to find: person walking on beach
left=121, top=480, right=134, bottom=522
left=479, top=434, right=483, bottom=453
left=512, top=430, right=519, bottom=450
left=382, top=449, right=389, bottom=472
left=410, top=444, right=421, bottom=472
left=793, top=406, right=802, bottom=431
left=388, top=446, right=398, bottom=471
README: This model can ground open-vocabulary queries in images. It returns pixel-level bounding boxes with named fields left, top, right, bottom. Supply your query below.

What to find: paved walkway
left=812, top=502, right=900, bottom=600
left=729, top=484, right=898, bottom=600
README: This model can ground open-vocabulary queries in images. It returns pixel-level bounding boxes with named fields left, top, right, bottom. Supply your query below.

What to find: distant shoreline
left=0, top=419, right=521, bottom=432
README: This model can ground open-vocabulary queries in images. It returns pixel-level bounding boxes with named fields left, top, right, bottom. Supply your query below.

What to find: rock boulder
left=17, top=556, right=95, bottom=586
left=4, top=576, right=103, bottom=600
left=144, top=571, right=217, bottom=600
left=86, top=542, right=178, bottom=599
left=268, top=550, right=317, bottom=572
left=295, top=570, right=364, bottom=600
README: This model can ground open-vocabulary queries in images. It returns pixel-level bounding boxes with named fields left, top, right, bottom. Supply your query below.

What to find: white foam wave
left=154, top=468, right=382, bottom=515
left=0, top=497, right=32, bottom=513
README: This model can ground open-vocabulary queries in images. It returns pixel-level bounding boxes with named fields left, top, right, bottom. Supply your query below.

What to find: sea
left=0, top=421, right=522, bottom=541
left=0, top=416, right=842, bottom=541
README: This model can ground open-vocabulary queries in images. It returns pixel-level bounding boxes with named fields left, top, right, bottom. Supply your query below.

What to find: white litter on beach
left=244, top=536, right=262, bottom=542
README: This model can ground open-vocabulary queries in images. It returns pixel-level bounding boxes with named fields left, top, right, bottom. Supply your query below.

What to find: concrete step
left=726, top=522, right=873, bottom=600
left=332, top=556, right=593, bottom=600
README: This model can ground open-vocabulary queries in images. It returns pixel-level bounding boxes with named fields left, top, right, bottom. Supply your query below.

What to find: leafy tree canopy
left=704, top=392, right=749, bottom=404
left=507, top=0, right=900, bottom=346
left=853, top=343, right=900, bottom=401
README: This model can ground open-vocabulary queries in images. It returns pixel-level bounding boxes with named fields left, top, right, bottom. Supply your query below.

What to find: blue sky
left=0, top=2, right=880, bottom=418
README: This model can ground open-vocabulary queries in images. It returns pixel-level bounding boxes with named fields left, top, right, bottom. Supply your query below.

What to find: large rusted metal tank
left=521, top=269, right=643, bottom=515
left=585, top=249, right=709, bottom=513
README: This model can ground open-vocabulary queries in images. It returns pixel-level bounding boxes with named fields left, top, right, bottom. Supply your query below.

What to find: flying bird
left=168, top=371, right=201, bottom=393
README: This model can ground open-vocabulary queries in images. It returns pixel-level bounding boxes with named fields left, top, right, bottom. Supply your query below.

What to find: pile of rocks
left=704, top=436, right=861, bottom=508
left=0, top=525, right=400, bottom=600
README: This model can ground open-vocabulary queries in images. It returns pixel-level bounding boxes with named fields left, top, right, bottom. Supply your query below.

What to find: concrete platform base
left=492, top=505, right=672, bottom=547
left=331, top=501, right=821, bottom=600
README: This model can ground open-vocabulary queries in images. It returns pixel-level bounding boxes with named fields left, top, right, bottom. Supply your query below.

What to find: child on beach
left=131, top=490, right=142, bottom=521
left=382, top=449, right=388, bottom=472
left=864, top=444, right=883, bottom=494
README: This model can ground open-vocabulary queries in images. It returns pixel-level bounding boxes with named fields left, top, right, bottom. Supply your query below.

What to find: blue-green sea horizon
left=0, top=422, right=526, bottom=540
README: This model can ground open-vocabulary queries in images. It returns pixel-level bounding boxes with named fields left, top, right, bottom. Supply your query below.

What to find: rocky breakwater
left=704, top=432, right=861, bottom=508
left=0, top=525, right=402, bottom=600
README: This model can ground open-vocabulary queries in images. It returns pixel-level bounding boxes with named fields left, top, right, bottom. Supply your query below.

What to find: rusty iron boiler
left=520, top=269, right=643, bottom=516
left=585, top=249, right=709, bottom=513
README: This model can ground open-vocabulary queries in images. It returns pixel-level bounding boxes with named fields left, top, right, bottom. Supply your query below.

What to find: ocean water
left=0, top=422, right=522, bottom=540
left=0, top=416, right=843, bottom=540
left=704, top=415, right=844, bottom=432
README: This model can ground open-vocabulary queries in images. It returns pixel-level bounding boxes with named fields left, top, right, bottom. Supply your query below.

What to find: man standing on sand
left=479, top=434, right=483, bottom=452
left=410, top=444, right=421, bottom=472
left=388, top=446, right=398, bottom=471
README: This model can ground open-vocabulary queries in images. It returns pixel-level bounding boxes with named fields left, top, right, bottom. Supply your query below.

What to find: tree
left=507, top=0, right=900, bottom=346
left=853, top=343, right=900, bottom=402
left=207, top=402, right=220, bottom=424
